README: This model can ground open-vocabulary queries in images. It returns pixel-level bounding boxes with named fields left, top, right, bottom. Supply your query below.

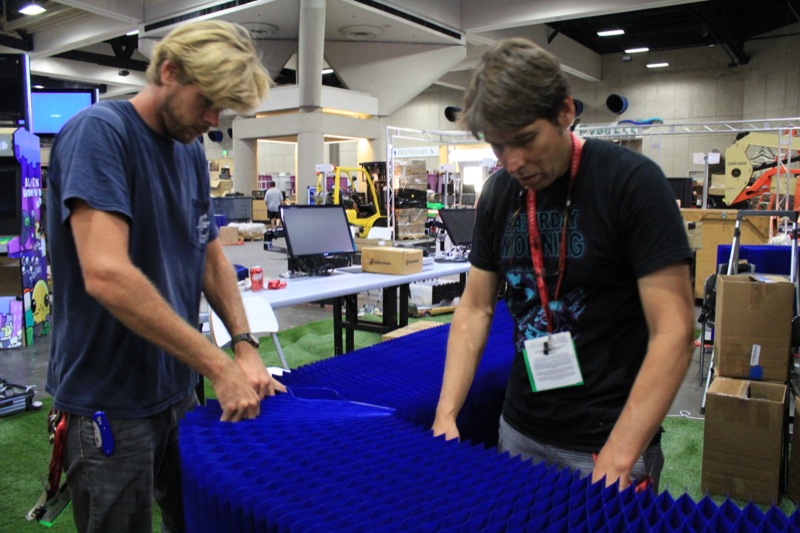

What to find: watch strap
left=230, top=332, right=259, bottom=348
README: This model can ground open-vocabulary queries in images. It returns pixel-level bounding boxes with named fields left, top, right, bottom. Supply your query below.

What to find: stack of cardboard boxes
left=393, top=159, right=429, bottom=239
left=701, top=274, right=794, bottom=505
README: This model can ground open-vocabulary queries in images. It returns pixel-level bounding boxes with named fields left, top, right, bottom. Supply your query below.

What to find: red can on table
left=250, top=266, right=264, bottom=291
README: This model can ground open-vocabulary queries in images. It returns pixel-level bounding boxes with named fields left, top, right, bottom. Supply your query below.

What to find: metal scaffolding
left=575, top=117, right=800, bottom=138
left=385, top=126, right=479, bottom=234
left=576, top=117, right=800, bottom=214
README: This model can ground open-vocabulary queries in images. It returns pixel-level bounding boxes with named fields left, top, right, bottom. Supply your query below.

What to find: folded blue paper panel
left=180, top=395, right=798, bottom=532
left=279, top=300, right=516, bottom=448
left=179, top=301, right=800, bottom=532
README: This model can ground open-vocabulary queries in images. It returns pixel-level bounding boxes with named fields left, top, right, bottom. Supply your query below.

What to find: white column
left=232, top=136, right=258, bottom=195
left=298, top=0, right=325, bottom=111
left=297, top=129, right=325, bottom=205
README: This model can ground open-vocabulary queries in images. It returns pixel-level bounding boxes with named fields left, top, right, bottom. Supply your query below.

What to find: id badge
left=522, top=332, right=584, bottom=392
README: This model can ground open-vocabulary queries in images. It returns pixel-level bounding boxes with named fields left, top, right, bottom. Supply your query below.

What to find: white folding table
left=244, top=261, right=470, bottom=354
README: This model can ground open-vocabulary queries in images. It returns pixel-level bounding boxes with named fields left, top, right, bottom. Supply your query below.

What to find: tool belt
left=26, top=409, right=70, bottom=524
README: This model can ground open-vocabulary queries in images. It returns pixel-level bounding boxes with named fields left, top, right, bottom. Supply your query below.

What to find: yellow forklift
left=314, top=165, right=387, bottom=237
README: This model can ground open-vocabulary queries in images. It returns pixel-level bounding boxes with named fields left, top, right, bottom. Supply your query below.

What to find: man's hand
left=431, top=416, right=460, bottom=442
left=209, top=358, right=263, bottom=422
left=591, top=448, right=633, bottom=490
left=234, top=346, right=287, bottom=398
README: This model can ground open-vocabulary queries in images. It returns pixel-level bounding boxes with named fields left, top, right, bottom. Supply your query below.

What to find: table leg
left=399, top=284, right=409, bottom=327
left=345, top=294, right=357, bottom=353
left=333, top=296, right=343, bottom=355
left=383, top=286, right=398, bottom=328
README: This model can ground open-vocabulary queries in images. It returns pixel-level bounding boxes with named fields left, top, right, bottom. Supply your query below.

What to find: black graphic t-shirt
left=469, top=139, right=692, bottom=451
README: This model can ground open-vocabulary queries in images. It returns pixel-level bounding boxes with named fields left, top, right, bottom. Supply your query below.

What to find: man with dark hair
left=432, top=38, right=694, bottom=492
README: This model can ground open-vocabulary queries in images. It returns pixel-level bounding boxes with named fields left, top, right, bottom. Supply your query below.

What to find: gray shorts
left=497, top=414, right=664, bottom=492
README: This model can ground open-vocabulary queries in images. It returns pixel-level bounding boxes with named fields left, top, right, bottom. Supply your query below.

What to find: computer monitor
left=438, top=208, right=476, bottom=247
left=281, top=204, right=356, bottom=260
left=666, top=177, right=694, bottom=208
left=31, top=88, right=97, bottom=136
left=0, top=54, right=31, bottom=129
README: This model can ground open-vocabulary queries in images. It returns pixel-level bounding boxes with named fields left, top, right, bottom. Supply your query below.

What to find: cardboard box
left=361, top=246, right=423, bottom=275
left=713, top=274, right=793, bottom=382
left=218, top=226, right=240, bottom=246
left=681, top=209, right=770, bottom=298
left=381, top=320, right=441, bottom=341
left=701, top=377, right=787, bottom=505
left=787, top=396, right=800, bottom=503
left=684, top=221, right=702, bottom=250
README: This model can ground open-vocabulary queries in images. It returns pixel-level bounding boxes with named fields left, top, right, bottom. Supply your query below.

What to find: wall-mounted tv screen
left=281, top=205, right=356, bottom=259
left=31, top=89, right=97, bottom=136
left=438, top=208, right=476, bottom=246
left=0, top=54, right=31, bottom=128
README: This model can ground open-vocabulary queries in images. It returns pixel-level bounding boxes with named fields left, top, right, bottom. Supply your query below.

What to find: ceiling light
left=625, top=47, right=649, bottom=54
left=647, top=62, right=669, bottom=68
left=597, top=29, right=624, bottom=37
left=126, top=29, right=139, bottom=36
left=339, top=25, right=383, bottom=40
left=321, top=68, right=334, bottom=75
left=18, top=2, right=47, bottom=15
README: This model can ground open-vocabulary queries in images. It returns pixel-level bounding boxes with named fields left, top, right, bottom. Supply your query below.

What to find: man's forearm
left=598, top=331, right=693, bottom=476
left=435, top=304, right=493, bottom=420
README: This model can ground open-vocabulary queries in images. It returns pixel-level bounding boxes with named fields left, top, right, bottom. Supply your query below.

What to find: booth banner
left=0, top=296, right=23, bottom=349
left=1, top=127, right=51, bottom=349
left=21, top=249, right=50, bottom=344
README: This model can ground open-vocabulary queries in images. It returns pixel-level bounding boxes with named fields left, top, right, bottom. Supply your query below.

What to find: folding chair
left=209, top=297, right=290, bottom=371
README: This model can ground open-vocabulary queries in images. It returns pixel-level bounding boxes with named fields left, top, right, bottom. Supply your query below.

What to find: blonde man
left=46, top=20, right=282, bottom=532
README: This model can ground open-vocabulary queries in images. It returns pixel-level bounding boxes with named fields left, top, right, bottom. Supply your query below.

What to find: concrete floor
left=0, top=238, right=707, bottom=419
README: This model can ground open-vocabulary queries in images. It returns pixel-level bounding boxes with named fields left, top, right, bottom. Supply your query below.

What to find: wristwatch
left=230, top=332, right=259, bottom=349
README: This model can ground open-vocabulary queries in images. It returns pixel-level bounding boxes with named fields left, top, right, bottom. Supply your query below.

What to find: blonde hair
left=146, top=20, right=271, bottom=113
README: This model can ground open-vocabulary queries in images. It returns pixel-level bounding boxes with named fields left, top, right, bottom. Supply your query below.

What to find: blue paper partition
left=179, top=396, right=800, bottom=532
left=179, top=300, right=800, bottom=532
left=278, top=300, right=516, bottom=447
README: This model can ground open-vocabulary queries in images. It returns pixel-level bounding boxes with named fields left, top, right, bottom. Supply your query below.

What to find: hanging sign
left=392, top=146, right=439, bottom=158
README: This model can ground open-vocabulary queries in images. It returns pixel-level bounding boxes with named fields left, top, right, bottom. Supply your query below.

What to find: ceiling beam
left=53, top=50, right=148, bottom=71
left=684, top=3, right=750, bottom=65
left=0, top=31, right=33, bottom=52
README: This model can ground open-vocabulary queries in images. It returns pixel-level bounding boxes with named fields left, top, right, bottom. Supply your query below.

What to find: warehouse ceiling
left=547, top=0, right=800, bottom=67
left=1, top=0, right=799, bottom=107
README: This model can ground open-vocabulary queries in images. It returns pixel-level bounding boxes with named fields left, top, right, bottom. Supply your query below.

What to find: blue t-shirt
left=45, top=101, right=218, bottom=417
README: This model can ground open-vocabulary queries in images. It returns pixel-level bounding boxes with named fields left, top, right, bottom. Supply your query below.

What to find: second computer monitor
left=438, top=208, right=476, bottom=247
left=281, top=205, right=356, bottom=259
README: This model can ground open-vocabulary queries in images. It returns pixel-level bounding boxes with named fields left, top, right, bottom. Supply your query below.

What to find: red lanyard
left=526, top=133, right=582, bottom=334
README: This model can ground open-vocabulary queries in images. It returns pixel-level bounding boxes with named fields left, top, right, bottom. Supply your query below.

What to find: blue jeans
left=497, top=415, right=664, bottom=492
left=64, top=393, right=197, bottom=533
